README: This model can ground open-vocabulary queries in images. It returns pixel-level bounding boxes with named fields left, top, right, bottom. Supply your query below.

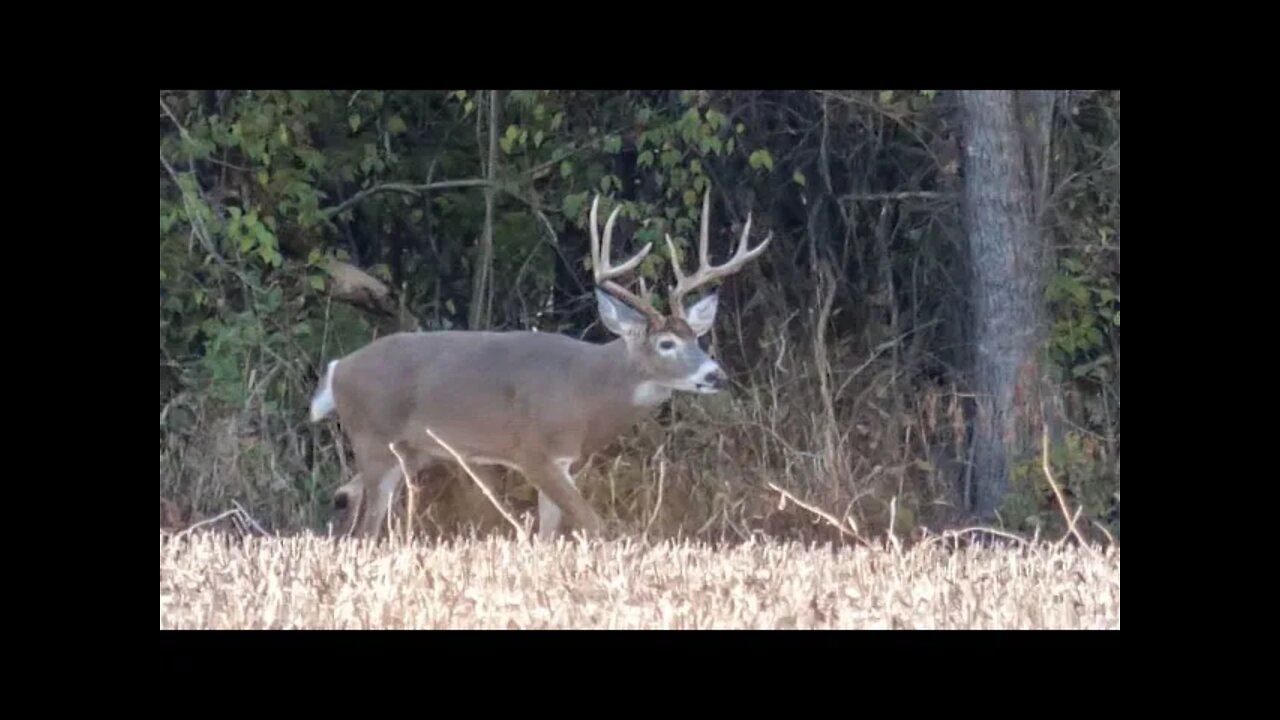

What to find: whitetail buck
left=309, top=190, right=770, bottom=540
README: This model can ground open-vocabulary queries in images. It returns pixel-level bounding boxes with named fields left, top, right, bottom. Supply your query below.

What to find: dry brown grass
left=159, top=532, right=1119, bottom=629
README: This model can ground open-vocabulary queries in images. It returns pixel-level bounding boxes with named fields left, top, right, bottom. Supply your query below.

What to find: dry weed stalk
left=160, top=532, right=1120, bottom=630
left=387, top=441, right=418, bottom=543
left=1040, top=421, right=1092, bottom=552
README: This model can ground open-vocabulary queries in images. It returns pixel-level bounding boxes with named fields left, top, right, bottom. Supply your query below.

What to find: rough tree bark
left=959, top=90, right=1052, bottom=519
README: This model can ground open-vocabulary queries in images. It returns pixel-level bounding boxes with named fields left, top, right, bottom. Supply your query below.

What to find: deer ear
left=596, top=288, right=647, bottom=337
left=683, top=291, right=718, bottom=337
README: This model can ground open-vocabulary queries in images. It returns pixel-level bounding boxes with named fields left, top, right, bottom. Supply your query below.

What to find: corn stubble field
left=159, top=531, right=1119, bottom=629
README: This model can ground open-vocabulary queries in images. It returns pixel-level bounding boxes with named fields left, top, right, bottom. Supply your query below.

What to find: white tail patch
left=309, top=359, right=339, bottom=421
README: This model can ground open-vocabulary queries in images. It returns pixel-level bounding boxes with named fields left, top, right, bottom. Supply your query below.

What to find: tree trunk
left=469, top=90, right=499, bottom=330
left=959, top=90, right=1050, bottom=519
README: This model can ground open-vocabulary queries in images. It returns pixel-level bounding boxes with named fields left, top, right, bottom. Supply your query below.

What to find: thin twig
left=920, top=526, right=1029, bottom=548
left=843, top=191, right=957, bottom=203
left=644, top=446, right=667, bottom=540
left=158, top=95, right=193, bottom=144
left=169, top=509, right=242, bottom=542
left=230, top=500, right=271, bottom=536
left=767, top=482, right=870, bottom=546
left=424, top=427, right=528, bottom=542
left=323, top=179, right=493, bottom=221
left=1091, top=520, right=1116, bottom=547
left=1042, top=422, right=1091, bottom=551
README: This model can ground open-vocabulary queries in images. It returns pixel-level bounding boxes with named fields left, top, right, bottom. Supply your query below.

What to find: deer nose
left=334, top=491, right=351, bottom=511
left=706, top=369, right=728, bottom=389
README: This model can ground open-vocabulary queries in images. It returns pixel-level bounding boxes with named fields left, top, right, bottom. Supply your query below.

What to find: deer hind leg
left=353, top=464, right=405, bottom=538
left=331, top=473, right=364, bottom=537
left=526, top=456, right=602, bottom=541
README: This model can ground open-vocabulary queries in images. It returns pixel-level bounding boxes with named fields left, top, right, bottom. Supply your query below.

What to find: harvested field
left=160, top=532, right=1119, bottom=629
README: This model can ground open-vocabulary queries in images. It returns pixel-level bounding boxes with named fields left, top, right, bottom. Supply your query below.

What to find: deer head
left=588, top=189, right=771, bottom=397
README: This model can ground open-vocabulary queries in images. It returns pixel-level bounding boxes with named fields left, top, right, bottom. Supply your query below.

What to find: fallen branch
left=767, top=482, right=870, bottom=546
left=166, top=509, right=243, bottom=542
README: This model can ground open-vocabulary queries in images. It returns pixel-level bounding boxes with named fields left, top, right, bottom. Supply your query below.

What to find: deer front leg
left=525, top=456, right=602, bottom=540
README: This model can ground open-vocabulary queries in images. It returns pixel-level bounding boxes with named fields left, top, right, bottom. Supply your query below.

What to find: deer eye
left=657, top=338, right=677, bottom=351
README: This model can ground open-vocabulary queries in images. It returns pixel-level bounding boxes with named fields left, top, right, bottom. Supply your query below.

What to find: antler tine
left=669, top=189, right=772, bottom=320
left=589, top=194, right=658, bottom=318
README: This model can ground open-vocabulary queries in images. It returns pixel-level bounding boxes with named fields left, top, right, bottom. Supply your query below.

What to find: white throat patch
left=632, top=381, right=674, bottom=407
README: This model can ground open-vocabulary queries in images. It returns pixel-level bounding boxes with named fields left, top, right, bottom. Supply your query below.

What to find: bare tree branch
left=323, top=179, right=493, bottom=221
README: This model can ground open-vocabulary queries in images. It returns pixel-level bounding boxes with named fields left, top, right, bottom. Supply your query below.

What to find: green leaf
left=562, top=192, right=586, bottom=221
left=690, top=159, right=702, bottom=175
left=560, top=160, right=573, bottom=178
left=879, top=90, right=894, bottom=105
left=1113, top=311, right=1120, bottom=326
left=638, top=150, right=654, bottom=168
left=735, top=123, right=745, bottom=135
left=604, top=135, right=622, bottom=154
left=349, top=113, right=361, bottom=133
left=505, top=124, right=520, bottom=142
left=921, top=90, right=937, bottom=100
left=388, top=115, right=408, bottom=135
left=749, top=149, right=774, bottom=171
left=684, top=189, right=698, bottom=207
left=257, top=170, right=270, bottom=188
left=260, top=245, right=283, bottom=267
left=534, top=130, right=545, bottom=148
left=463, top=99, right=475, bottom=116
left=793, top=170, right=807, bottom=186
left=1086, top=326, right=1104, bottom=348
left=500, top=136, right=514, bottom=154
left=310, top=276, right=326, bottom=291
left=725, top=138, right=736, bottom=155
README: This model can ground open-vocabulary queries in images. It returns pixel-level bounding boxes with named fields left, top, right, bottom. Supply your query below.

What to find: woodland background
left=158, top=90, right=1120, bottom=545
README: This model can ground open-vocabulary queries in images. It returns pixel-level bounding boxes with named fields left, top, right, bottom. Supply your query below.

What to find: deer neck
left=599, top=338, right=673, bottom=409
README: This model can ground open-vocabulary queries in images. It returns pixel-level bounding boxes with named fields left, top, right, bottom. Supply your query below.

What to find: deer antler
left=665, top=189, right=771, bottom=321
left=589, top=195, right=660, bottom=320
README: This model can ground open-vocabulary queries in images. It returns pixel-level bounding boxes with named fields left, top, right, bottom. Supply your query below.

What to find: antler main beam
left=666, top=189, right=772, bottom=321
left=589, top=195, right=660, bottom=320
